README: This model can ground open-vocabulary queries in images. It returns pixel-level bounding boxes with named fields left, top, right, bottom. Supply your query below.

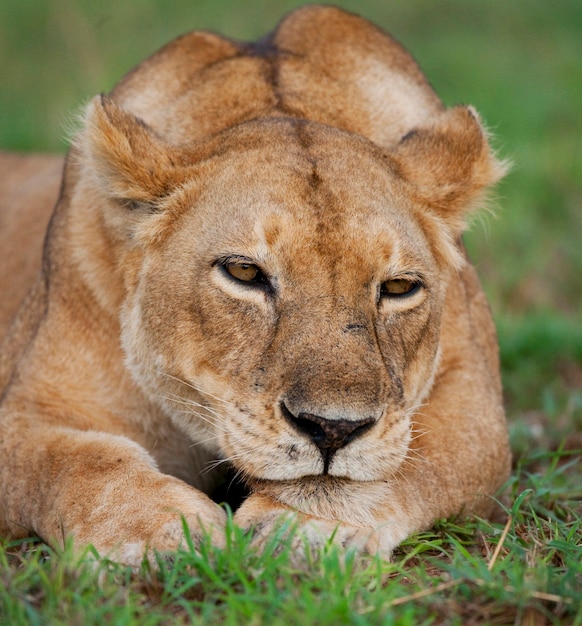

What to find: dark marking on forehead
left=289, top=119, right=328, bottom=200
left=245, top=36, right=302, bottom=119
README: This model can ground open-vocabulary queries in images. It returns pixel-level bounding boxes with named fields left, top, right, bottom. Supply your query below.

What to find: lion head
left=62, top=7, right=505, bottom=496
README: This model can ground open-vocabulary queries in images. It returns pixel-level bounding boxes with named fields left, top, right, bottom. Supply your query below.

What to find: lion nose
left=281, top=402, right=375, bottom=464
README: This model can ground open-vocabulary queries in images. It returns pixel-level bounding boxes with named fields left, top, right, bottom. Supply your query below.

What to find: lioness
left=0, top=6, right=511, bottom=564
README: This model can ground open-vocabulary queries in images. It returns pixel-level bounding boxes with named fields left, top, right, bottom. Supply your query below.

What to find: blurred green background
left=1, top=0, right=581, bottom=419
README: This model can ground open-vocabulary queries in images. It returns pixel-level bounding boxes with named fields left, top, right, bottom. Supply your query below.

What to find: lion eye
left=381, top=278, right=421, bottom=298
left=224, top=262, right=267, bottom=285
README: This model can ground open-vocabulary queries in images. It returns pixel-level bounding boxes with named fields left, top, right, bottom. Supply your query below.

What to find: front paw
left=71, top=476, right=227, bottom=567
left=234, top=493, right=388, bottom=559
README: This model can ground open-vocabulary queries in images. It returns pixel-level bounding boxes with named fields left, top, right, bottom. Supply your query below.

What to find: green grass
left=1, top=0, right=581, bottom=623
left=2, top=452, right=581, bottom=625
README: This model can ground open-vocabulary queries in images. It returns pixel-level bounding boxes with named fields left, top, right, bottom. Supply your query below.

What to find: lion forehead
left=171, top=121, right=433, bottom=267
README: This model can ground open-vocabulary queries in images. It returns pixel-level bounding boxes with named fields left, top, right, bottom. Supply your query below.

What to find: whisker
left=159, top=398, right=229, bottom=434
left=405, top=401, right=428, bottom=415
left=172, top=407, right=224, bottom=427
left=180, top=398, right=229, bottom=421
left=163, top=391, right=229, bottom=422
left=391, top=463, right=415, bottom=489
left=409, top=428, right=429, bottom=443
left=202, top=452, right=247, bottom=476
left=160, top=371, right=235, bottom=407
left=230, top=465, right=248, bottom=485
left=157, top=389, right=232, bottom=422
left=189, top=433, right=224, bottom=448
left=404, top=446, right=428, bottom=463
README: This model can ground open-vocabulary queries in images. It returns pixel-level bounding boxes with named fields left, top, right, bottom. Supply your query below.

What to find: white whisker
left=157, top=395, right=229, bottom=433
left=160, top=371, right=235, bottom=407
left=408, top=404, right=428, bottom=415
left=189, top=433, right=224, bottom=448
left=404, top=446, right=428, bottom=463
left=163, top=391, right=229, bottom=421
left=391, top=463, right=415, bottom=489
left=409, top=428, right=429, bottom=443
left=202, top=452, right=247, bottom=475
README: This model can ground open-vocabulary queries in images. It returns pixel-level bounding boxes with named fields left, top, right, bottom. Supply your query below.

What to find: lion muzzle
left=281, top=400, right=376, bottom=473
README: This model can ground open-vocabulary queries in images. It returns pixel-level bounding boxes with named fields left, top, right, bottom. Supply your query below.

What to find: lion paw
left=234, top=493, right=394, bottom=561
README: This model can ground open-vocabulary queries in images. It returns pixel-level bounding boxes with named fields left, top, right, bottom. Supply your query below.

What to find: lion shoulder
left=0, top=152, right=62, bottom=338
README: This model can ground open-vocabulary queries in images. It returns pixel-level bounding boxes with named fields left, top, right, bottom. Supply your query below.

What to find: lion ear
left=80, top=95, right=189, bottom=208
left=391, top=106, right=509, bottom=233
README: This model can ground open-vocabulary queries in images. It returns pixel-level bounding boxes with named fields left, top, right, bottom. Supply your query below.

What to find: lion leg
left=0, top=421, right=226, bottom=565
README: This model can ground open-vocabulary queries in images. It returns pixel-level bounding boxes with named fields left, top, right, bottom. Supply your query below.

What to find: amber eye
left=222, top=261, right=269, bottom=287
left=225, top=263, right=259, bottom=282
left=381, top=278, right=421, bottom=298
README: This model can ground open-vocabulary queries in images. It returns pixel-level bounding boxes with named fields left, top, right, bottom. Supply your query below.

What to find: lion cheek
left=119, top=298, right=161, bottom=393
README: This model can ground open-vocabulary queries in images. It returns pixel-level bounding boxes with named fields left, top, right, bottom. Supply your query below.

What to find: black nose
left=281, top=402, right=375, bottom=470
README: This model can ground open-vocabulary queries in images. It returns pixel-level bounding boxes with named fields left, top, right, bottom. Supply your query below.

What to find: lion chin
left=0, top=5, right=510, bottom=566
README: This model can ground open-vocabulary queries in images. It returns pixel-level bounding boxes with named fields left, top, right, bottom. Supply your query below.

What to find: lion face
left=102, top=118, right=449, bottom=485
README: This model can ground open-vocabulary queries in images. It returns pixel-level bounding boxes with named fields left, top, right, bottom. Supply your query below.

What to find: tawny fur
left=0, top=6, right=510, bottom=564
